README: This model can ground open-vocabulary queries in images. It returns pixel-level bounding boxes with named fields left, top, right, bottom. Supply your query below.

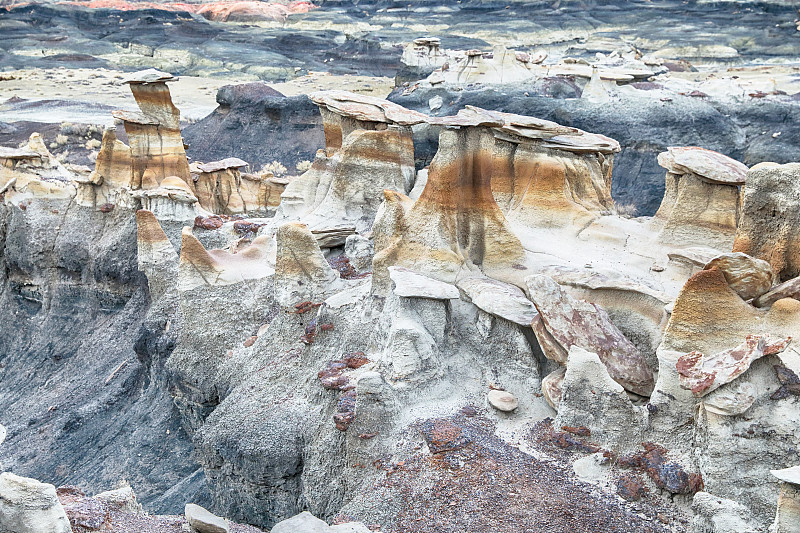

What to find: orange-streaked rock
left=112, top=70, right=191, bottom=191
left=372, top=117, right=528, bottom=291
left=178, top=227, right=274, bottom=291
left=274, top=222, right=340, bottom=306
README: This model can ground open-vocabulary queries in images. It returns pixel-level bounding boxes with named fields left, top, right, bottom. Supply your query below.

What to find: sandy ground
left=0, top=67, right=394, bottom=125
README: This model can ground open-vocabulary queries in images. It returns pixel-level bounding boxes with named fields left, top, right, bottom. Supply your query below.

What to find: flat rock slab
left=772, top=466, right=800, bottom=486
left=185, top=503, right=229, bottom=533
left=676, top=334, right=791, bottom=396
left=270, top=511, right=330, bottom=533
left=389, top=267, right=459, bottom=300
left=658, top=146, right=747, bottom=185
left=457, top=276, right=538, bottom=326
left=196, top=158, right=249, bottom=173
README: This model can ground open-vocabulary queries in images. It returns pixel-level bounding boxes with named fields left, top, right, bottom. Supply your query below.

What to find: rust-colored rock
left=334, top=390, right=357, bottom=431
left=419, top=419, right=471, bottom=454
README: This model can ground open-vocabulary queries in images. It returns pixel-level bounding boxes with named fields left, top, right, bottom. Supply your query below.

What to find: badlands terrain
left=1, top=0, right=800, bottom=532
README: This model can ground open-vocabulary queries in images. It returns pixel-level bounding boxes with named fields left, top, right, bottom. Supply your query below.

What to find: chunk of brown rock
left=487, top=389, right=518, bottom=412
left=526, top=274, right=654, bottom=396
left=419, top=418, right=470, bottom=454
left=704, top=252, right=776, bottom=301
left=676, top=334, right=791, bottom=396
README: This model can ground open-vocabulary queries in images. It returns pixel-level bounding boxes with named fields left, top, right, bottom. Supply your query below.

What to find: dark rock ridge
left=182, top=83, right=324, bottom=173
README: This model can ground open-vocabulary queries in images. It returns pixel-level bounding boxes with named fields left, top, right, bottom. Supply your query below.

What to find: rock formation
left=733, top=162, right=800, bottom=282
left=372, top=107, right=528, bottom=291
left=486, top=106, right=619, bottom=231
left=771, top=467, right=800, bottom=533
left=112, top=69, right=191, bottom=190
left=654, top=146, right=747, bottom=249
left=274, top=91, right=425, bottom=243
left=3, top=78, right=800, bottom=533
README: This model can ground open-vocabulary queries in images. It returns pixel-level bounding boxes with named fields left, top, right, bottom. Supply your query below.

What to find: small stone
left=271, top=511, right=329, bottom=533
left=243, top=336, right=257, bottom=347
left=185, top=503, right=229, bottom=533
left=487, top=389, right=518, bottom=412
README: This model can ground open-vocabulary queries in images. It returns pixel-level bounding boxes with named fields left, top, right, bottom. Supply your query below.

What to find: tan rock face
left=704, top=252, right=776, bottom=301
left=274, top=222, right=340, bottom=306
left=654, top=147, right=744, bottom=249
left=373, top=121, right=527, bottom=289
left=658, top=146, right=748, bottom=185
left=526, top=274, right=655, bottom=397
left=733, top=163, right=800, bottom=282
left=178, top=227, right=274, bottom=291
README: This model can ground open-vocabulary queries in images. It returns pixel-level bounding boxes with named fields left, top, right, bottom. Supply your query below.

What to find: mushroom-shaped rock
left=704, top=252, right=776, bottom=301
left=771, top=466, right=800, bottom=533
left=654, top=147, right=746, bottom=249
left=372, top=109, right=529, bottom=290
left=0, top=473, right=73, bottom=533
left=487, top=389, right=518, bottom=412
left=178, top=227, right=274, bottom=291
left=309, top=90, right=428, bottom=152
left=484, top=106, right=618, bottom=231
left=274, top=91, right=419, bottom=240
left=190, top=158, right=267, bottom=215
left=525, top=274, right=654, bottom=397
left=554, top=346, right=646, bottom=451
left=659, top=146, right=748, bottom=185
left=274, top=222, right=340, bottom=306
left=112, top=69, right=190, bottom=190
left=733, top=163, right=800, bottom=282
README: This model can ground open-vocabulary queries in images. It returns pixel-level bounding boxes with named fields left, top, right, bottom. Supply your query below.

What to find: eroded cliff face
left=1, top=80, right=799, bottom=533
left=0, top=199, right=206, bottom=513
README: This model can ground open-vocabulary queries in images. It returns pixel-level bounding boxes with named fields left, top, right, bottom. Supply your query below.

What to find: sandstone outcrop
left=654, top=146, right=747, bottom=249
left=733, top=163, right=800, bottom=282
left=178, top=226, right=274, bottom=291
left=191, top=158, right=277, bottom=215
left=487, top=106, right=619, bottom=231
left=0, top=473, right=73, bottom=533
left=275, top=91, right=424, bottom=242
left=372, top=108, right=528, bottom=291
left=274, top=222, right=341, bottom=306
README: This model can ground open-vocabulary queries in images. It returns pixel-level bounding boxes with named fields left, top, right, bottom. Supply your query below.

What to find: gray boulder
left=185, top=503, right=229, bottom=533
